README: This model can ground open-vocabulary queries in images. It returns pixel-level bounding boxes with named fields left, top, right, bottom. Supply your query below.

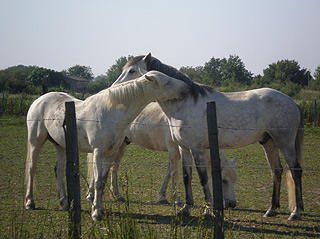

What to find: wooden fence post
left=206, top=101, right=224, bottom=239
left=64, top=101, right=81, bottom=239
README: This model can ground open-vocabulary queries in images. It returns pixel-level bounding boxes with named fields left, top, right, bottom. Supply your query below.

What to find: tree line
left=1, top=55, right=319, bottom=97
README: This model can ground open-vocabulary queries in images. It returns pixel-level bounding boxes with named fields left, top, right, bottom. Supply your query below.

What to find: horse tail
left=287, top=105, right=304, bottom=211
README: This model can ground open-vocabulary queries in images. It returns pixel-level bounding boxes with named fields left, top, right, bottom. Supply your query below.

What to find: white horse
left=24, top=71, right=190, bottom=220
left=86, top=101, right=238, bottom=208
left=112, top=53, right=304, bottom=221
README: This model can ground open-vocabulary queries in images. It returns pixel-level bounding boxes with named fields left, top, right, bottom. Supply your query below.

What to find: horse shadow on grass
left=99, top=203, right=320, bottom=238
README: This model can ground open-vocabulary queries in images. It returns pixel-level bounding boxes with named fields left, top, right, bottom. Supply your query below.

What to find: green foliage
left=87, top=56, right=133, bottom=93
left=298, top=100, right=320, bottom=127
left=180, top=66, right=206, bottom=84
left=0, top=94, right=38, bottom=117
left=0, top=55, right=317, bottom=98
left=308, top=65, right=320, bottom=90
left=0, top=65, right=37, bottom=93
left=202, top=55, right=253, bottom=87
left=62, top=65, right=94, bottom=81
left=26, top=67, right=67, bottom=89
left=263, top=59, right=310, bottom=86
left=314, top=66, right=320, bottom=81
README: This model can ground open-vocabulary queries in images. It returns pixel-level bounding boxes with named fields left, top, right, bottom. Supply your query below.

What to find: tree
left=63, top=65, right=94, bottom=81
left=202, top=55, right=252, bottom=87
left=263, top=60, right=310, bottom=86
left=180, top=66, right=206, bottom=84
left=105, top=56, right=133, bottom=84
left=314, top=66, right=320, bottom=82
left=27, top=67, right=67, bottom=90
left=0, top=65, right=37, bottom=93
left=309, top=65, right=320, bottom=90
left=87, top=56, right=133, bottom=93
left=203, top=57, right=223, bottom=86
left=220, top=55, right=253, bottom=86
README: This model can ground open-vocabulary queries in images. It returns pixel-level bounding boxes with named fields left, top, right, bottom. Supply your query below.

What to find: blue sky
left=1, top=0, right=319, bottom=76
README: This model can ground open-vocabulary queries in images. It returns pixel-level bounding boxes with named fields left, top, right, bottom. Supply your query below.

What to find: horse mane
left=124, top=55, right=214, bottom=101
left=106, top=78, right=147, bottom=110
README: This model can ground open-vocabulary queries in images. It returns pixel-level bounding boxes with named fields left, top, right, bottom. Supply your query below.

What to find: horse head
left=221, top=156, right=238, bottom=209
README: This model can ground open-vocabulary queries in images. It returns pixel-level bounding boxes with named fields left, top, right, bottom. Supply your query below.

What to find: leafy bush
left=298, top=100, right=320, bottom=127
left=0, top=94, right=38, bottom=117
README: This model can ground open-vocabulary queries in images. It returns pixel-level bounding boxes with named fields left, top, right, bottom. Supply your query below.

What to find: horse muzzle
left=225, top=200, right=237, bottom=209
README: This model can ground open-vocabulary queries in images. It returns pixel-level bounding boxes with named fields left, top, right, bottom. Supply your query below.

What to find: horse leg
left=25, top=142, right=42, bottom=210
left=262, top=138, right=283, bottom=218
left=54, top=145, right=68, bottom=211
left=280, top=145, right=304, bottom=221
left=91, top=149, right=112, bottom=221
left=177, top=146, right=194, bottom=217
left=158, top=162, right=171, bottom=204
left=110, top=142, right=126, bottom=202
left=25, top=122, right=48, bottom=210
left=158, top=145, right=182, bottom=205
left=86, top=153, right=94, bottom=203
left=191, top=148, right=212, bottom=217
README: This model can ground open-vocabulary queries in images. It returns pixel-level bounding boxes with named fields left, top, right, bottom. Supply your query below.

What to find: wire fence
left=1, top=116, right=320, bottom=219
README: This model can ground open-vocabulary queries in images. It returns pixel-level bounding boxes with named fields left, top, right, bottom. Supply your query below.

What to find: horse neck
left=156, top=95, right=194, bottom=120
left=98, top=84, right=155, bottom=126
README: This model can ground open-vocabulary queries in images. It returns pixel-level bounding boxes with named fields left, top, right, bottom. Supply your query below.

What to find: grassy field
left=0, top=119, right=319, bottom=238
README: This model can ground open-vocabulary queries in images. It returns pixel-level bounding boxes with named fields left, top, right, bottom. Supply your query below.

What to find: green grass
left=0, top=120, right=319, bottom=238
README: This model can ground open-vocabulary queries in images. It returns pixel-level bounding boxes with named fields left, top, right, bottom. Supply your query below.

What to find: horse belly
left=127, top=126, right=168, bottom=151
left=218, top=130, right=262, bottom=149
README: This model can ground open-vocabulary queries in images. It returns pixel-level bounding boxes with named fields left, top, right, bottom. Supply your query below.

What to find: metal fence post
left=206, top=101, right=224, bottom=239
left=64, top=101, right=81, bottom=239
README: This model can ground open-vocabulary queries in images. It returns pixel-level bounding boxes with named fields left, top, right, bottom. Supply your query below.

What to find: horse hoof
left=92, top=210, right=105, bottom=221
left=288, top=212, right=301, bottom=221
left=60, top=204, right=69, bottom=211
left=177, top=205, right=191, bottom=218
left=158, top=198, right=170, bottom=205
left=59, top=199, right=69, bottom=211
left=115, top=195, right=125, bottom=203
left=203, top=212, right=215, bottom=220
left=174, top=199, right=183, bottom=207
left=25, top=200, right=35, bottom=210
left=25, top=203, right=36, bottom=210
left=263, top=210, right=277, bottom=218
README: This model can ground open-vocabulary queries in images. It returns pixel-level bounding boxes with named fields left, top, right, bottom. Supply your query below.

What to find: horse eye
left=129, top=69, right=135, bottom=74
left=222, top=179, right=227, bottom=184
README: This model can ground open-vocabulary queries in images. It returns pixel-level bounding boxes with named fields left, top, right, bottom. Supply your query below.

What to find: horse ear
left=231, top=157, right=238, bottom=166
left=143, top=53, right=152, bottom=62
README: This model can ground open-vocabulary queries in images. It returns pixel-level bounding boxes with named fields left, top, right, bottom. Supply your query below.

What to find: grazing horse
left=112, top=53, right=304, bottom=221
left=86, top=101, right=238, bottom=208
left=24, top=71, right=190, bottom=220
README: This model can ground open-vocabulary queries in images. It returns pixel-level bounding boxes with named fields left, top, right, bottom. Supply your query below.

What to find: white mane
left=106, top=77, right=148, bottom=110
